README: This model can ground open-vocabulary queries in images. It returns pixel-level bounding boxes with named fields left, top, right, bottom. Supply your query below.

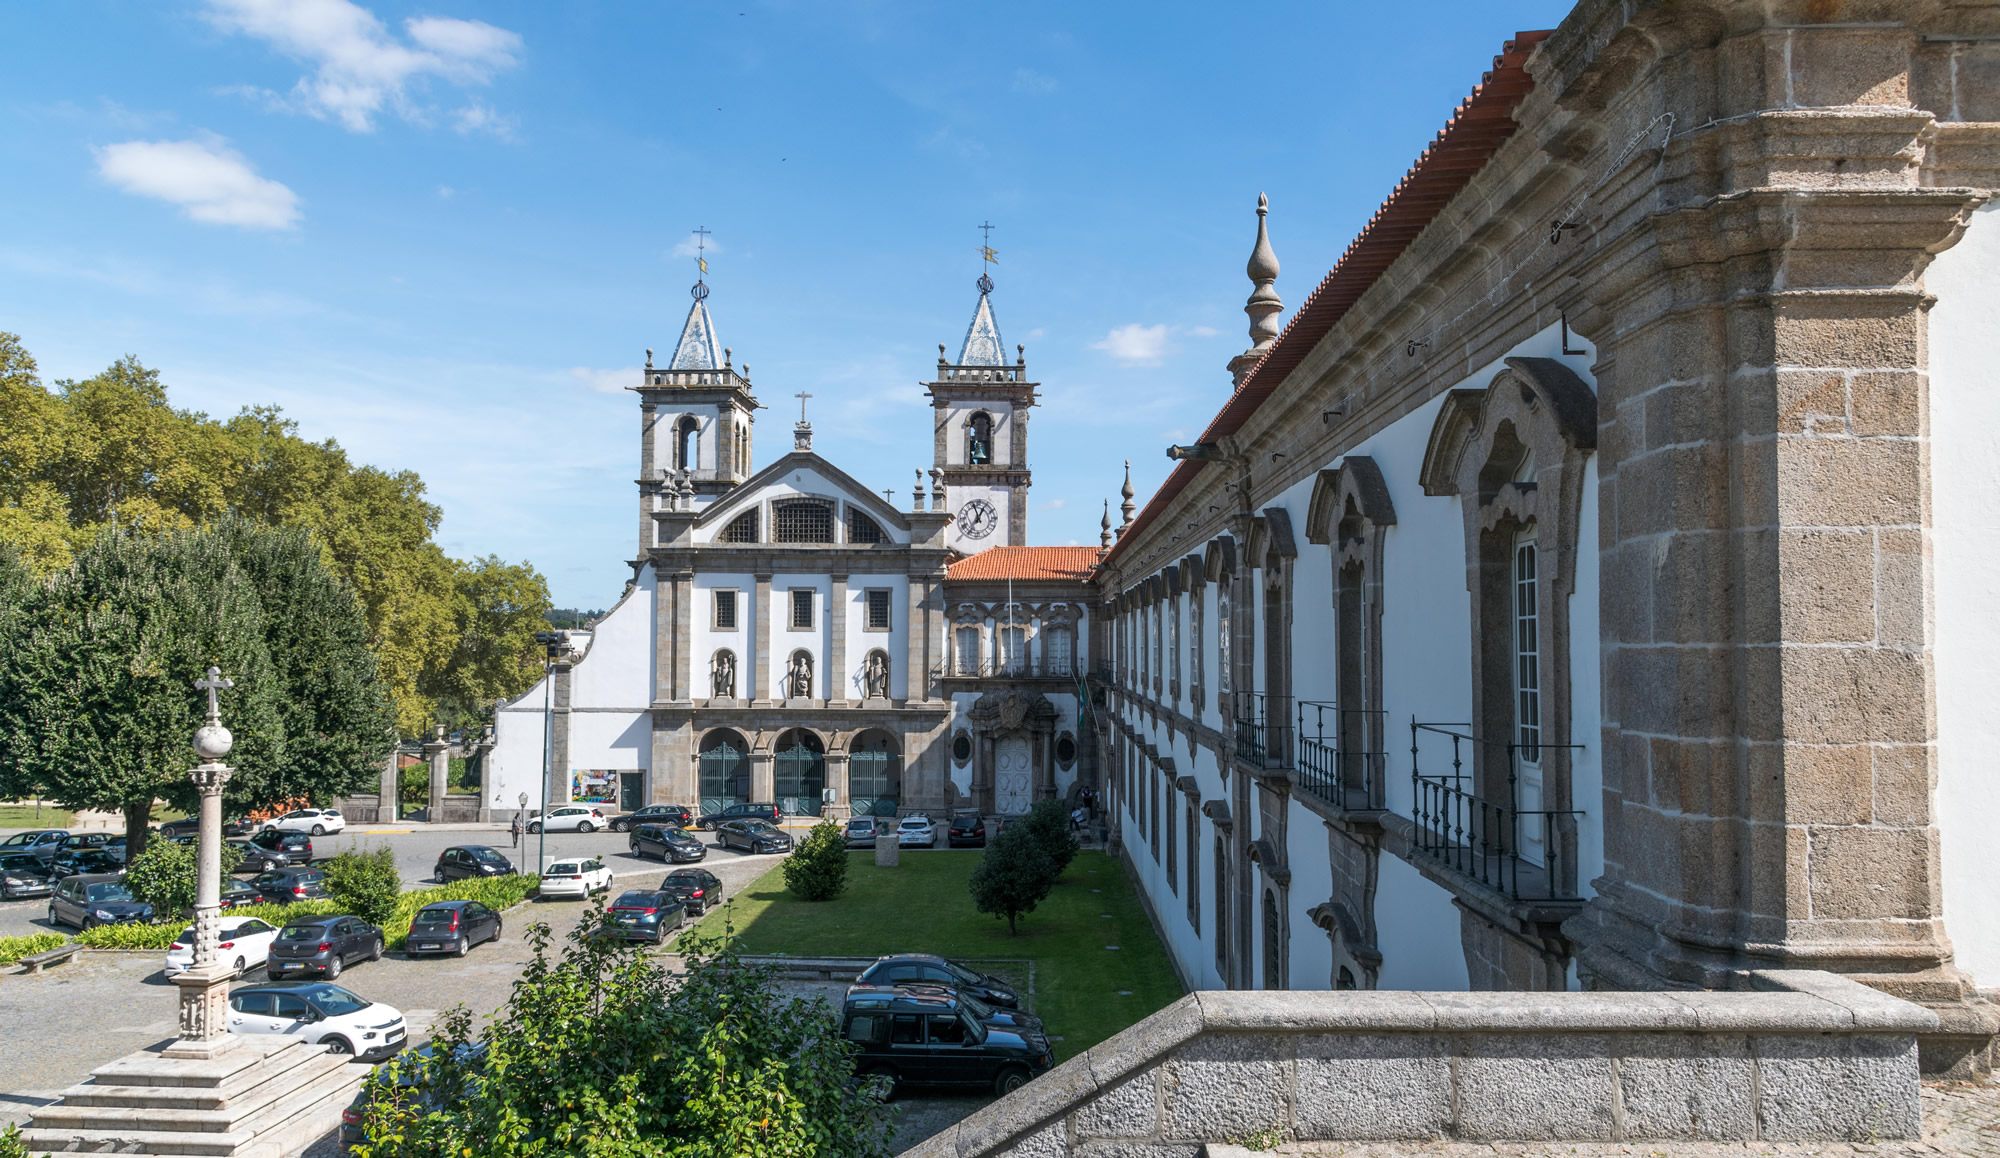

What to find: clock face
left=955, top=498, right=999, bottom=540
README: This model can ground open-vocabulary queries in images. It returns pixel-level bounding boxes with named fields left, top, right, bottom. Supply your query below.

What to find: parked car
left=527, top=805, right=604, bottom=834
left=244, top=829, right=314, bottom=866
left=839, top=986, right=1052, bottom=1097
left=405, top=900, right=503, bottom=957
left=947, top=812, right=988, bottom=848
left=232, top=836, right=294, bottom=872
left=165, top=916, right=279, bottom=978
left=49, top=848, right=126, bottom=880
left=609, top=803, right=694, bottom=833
left=267, top=915, right=383, bottom=980
left=537, top=857, right=613, bottom=899
left=157, top=816, right=254, bottom=839
left=338, top=1042, right=485, bottom=1146
left=55, top=832, right=121, bottom=856
left=896, top=816, right=936, bottom=849
left=844, top=816, right=884, bottom=849
left=227, top=980, right=406, bottom=1060
left=216, top=878, right=264, bottom=910
left=714, top=819, right=793, bottom=855
left=661, top=867, right=724, bottom=915
left=854, top=954, right=1022, bottom=1009
left=849, top=982, right=1043, bottom=1033
left=0, top=854, right=54, bottom=900
left=629, top=824, right=706, bottom=863
left=602, top=888, right=688, bottom=945
left=694, top=802, right=781, bottom=830
left=260, top=808, right=345, bottom=836
left=47, top=873, right=153, bottom=930
left=432, top=845, right=514, bottom=883
left=0, top=830, right=66, bottom=861
left=247, top=866, right=330, bottom=904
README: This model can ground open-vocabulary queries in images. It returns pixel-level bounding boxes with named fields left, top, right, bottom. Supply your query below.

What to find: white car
left=539, top=857, right=614, bottom=899
left=527, top=806, right=604, bottom=834
left=226, top=981, right=407, bottom=1061
left=897, top=815, right=936, bottom=848
left=260, top=808, right=346, bottom=836
left=166, top=916, right=279, bottom=978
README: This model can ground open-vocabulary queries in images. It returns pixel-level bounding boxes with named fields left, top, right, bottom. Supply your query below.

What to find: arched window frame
left=674, top=415, right=700, bottom=471
left=1304, top=457, right=1397, bottom=810
left=966, top=411, right=994, bottom=465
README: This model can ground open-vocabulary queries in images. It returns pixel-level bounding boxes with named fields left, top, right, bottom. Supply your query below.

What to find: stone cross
left=169, top=666, right=238, bottom=1058
left=794, top=391, right=812, bottom=423
left=196, top=666, right=233, bottom=725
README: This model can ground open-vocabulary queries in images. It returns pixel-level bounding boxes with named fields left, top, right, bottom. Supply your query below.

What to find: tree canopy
left=0, top=332, right=552, bottom=734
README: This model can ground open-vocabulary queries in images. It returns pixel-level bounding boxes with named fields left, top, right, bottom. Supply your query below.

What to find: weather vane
left=690, top=226, right=714, bottom=302
left=977, top=221, right=996, bottom=295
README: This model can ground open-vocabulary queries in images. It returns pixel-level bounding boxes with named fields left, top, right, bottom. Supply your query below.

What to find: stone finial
left=1120, top=460, right=1137, bottom=529
left=1101, top=499, right=1114, bottom=549
left=930, top=468, right=945, bottom=512
left=1229, top=193, right=1283, bottom=387
left=645, top=347, right=653, bottom=370
left=913, top=469, right=925, bottom=510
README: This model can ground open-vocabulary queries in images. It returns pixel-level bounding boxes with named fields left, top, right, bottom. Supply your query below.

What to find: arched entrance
left=698, top=729, right=750, bottom=816
left=994, top=735, right=1032, bottom=815
left=774, top=728, right=827, bottom=817
left=849, top=730, right=901, bottom=818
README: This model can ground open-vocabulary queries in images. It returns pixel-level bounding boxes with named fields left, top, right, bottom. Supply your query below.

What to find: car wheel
left=454, top=937, right=468, bottom=958
left=311, top=825, right=326, bottom=836
left=46, top=904, right=58, bottom=926
left=82, top=916, right=97, bottom=932
left=369, top=937, right=383, bottom=962
left=322, top=1036, right=354, bottom=1056
left=527, top=823, right=541, bottom=834
left=325, top=955, right=342, bottom=980
left=491, top=920, right=502, bottom=943
left=232, top=956, right=246, bottom=977
left=612, top=820, right=627, bottom=832
left=993, top=1066, right=1031, bottom=1097
left=434, top=868, right=448, bottom=884
left=578, top=821, right=594, bottom=834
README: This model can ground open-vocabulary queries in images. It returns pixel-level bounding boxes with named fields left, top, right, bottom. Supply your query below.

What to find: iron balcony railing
left=1408, top=720, right=1583, bottom=902
left=1233, top=692, right=1291, bottom=764
left=1294, top=701, right=1386, bottom=812
left=936, top=657, right=1079, bottom=680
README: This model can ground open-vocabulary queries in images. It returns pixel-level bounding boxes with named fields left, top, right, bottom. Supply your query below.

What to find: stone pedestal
left=424, top=727, right=450, bottom=821
left=875, top=834, right=899, bottom=867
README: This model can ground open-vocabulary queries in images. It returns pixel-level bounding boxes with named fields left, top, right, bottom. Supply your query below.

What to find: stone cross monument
left=165, top=665, right=240, bottom=1060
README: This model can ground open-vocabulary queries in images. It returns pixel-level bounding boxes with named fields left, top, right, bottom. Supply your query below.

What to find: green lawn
left=0, top=804, right=74, bottom=828
left=688, top=849, right=1185, bottom=1060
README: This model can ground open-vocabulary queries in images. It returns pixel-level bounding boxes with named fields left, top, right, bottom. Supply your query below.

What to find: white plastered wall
left=1928, top=199, right=2000, bottom=989
left=691, top=572, right=755, bottom=700
left=840, top=578, right=911, bottom=700
left=944, top=483, right=1011, bottom=554
left=769, top=573, right=831, bottom=699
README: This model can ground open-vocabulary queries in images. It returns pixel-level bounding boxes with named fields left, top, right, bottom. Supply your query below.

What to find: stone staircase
left=23, top=1036, right=370, bottom=1157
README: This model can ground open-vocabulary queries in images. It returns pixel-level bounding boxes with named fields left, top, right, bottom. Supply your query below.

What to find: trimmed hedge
left=378, top=874, right=540, bottom=950
left=0, top=932, right=69, bottom=964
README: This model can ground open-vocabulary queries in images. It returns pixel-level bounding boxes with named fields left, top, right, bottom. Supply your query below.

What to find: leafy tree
left=355, top=920, right=892, bottom=1158
left=323, top=845, right=402, bottom=926
left=125, top=835, right=244, bottom=916
left=969, top=825, right=1058, bottom=935
left=1020, top=798, right=1081, bottom=876
left=423, top=554, right=553, bottom=736
left=782, top=820, right=849, bottom=902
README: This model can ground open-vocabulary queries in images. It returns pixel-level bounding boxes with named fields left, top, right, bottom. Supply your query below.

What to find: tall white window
left=1045, top=625, right=1072, bottom=675
left=1217, top=585, right=1233, bottom=695
left=955, top=626, right=980, bottom=675
left=1167, top=595, right=1180, bottom=692
left=999, top=623, right=1026, bottom=674
left=1513, top=536, right=1541, bottom=760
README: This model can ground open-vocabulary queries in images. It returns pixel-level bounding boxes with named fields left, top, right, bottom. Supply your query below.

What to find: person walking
left=510, top=811, right=522, bottom=849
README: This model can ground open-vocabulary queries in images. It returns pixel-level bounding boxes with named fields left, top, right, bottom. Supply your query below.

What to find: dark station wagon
left=841, top=987, right=1052, bottom=1097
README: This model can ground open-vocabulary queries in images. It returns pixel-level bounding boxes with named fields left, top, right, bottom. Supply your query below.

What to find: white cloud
left=1012, top=68, right=1058, bottom=94
left=671, top=233, right=724, bottom=259
left=437, top=185, right=453, bottom=198
left=204, top=0, right=522, bottom=133
left=567, top=366, right=638, bottom=395
left=94, top=138, right=300, bottom=230
left=1040, top=498, right=1067, bottom=510
left=1092, top=322, right=1171, bottom=366
left=450, top=102, right=515, bottom=139
left=1187, top=324, right=1220, bottom=338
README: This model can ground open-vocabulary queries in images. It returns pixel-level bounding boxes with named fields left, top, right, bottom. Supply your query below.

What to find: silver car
left=896, top=815, right=936, bottom=849
left=844, top=816, right=883, bottom=849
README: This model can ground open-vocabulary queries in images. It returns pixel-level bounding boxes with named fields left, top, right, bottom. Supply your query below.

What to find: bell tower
left=924, top=270, right=1036, bottom=555
left=633, top=270, right=759, bottom=550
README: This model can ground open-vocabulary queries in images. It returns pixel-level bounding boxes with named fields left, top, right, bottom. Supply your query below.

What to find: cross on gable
left=794, top=391, right=812, bottom=423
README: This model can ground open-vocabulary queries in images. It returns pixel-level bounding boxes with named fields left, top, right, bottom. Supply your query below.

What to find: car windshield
left=945, top=961, right=984, bottom=985
left=411, top=908, right=457, bottom=925
left=545, top=863, right=580, bottom=875
left=956, top=990, right=996, bottom=1019
left=278, top=925, right=330, bottom=941
left=296, top=984, right=369, bottom=1017
left=0, top=855, right=42, bottom=872
left=468, top=849, right=507, bottom=863
left=84, top=883, right=134, bottom=902
left=0, top=834, right=33, bottom=848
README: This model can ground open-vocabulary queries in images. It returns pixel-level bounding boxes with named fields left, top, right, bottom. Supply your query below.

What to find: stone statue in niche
left=711, top=650, right=736, bottom=699
left=863, top=651, right=890, bottom=699
left=787, top=652, right=814, bottom=700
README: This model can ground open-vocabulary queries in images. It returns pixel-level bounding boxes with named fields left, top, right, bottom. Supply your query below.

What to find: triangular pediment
left=696, top=451, right=915, bottom=532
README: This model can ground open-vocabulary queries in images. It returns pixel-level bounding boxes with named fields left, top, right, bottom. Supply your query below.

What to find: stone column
left=751, top=573, right=773, bottom=707
left=829, top=573, right=849, bottom=708
left=550, top=659, right=574, bottom=803
left=826, top=752, right=850, bottom=820
left=905, top=576, right=928, bottom=704
left=378, top=750, right=399, bottom=824
left=425, top=726, right=450, bottom=821
left=750, top=750, right=775, bottom=804
left=639, top=401, right=658, bottom=552
left=473, top=724, right=496, bottom=824
left=671, top=571, right=693, bottom=704
left=167, top=667, right=239, bottom=1060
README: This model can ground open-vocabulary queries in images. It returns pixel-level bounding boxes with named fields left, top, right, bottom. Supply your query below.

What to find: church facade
left=486, top=279, right=1101, bottom=826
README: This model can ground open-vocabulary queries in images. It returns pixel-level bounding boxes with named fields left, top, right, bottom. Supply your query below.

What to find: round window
left=951, top=733, right=972, bottom=764
left=1055, top=734, right=1077, bottom=767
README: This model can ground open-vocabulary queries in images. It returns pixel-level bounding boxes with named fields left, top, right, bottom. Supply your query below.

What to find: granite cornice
left=646, top=546, right=952, bottom=574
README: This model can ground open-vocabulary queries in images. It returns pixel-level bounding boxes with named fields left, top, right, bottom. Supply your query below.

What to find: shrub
left=378, top=874, right=539, bottom=950
left=968, top=825, right=1057, bottom=935
left=323, top=845, right=402, bottom=926
left=782, top=820, right=848, bottom=902
left=124, top=837, right=243, bottom=916
left=75, top=922, right=182, bottom=950
left=1020, top=798, right=1080, bottom=875
left=0, top=1122, right=29, bottom=1158
left=0, top=932, right=69, bottom=963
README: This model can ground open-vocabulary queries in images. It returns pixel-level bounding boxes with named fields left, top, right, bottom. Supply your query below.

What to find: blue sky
left=2, top=0, right=1571, bottom=609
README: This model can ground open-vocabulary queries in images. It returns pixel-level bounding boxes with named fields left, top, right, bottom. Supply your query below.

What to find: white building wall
left=1926, top=199, right=2000, bottom=989
left=1373, top=852, right=1472, bottom=989
left=568, top=574, right=655, bottom=710
left=941, top=399, right=1016, bottom=465
left=943, top=483, right=1012, bottom=554
left=690, top=572, right=755, bottom=700
left=839, top=577, right=911, bottom=700
left=1284, top=809, right=1336, bottom=990
left=769, top=573, right=831, bottom=699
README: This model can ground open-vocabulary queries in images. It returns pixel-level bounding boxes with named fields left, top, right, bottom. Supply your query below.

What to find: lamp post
left=166, top=666, right=239, bottom=1059
left=533, top=630, right=562, bottom=873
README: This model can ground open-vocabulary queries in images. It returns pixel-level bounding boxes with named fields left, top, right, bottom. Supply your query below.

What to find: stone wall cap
left=1197, top=988, right=1438, bottom=1031
left=1747, top=968, right=1940, bottom=1032
left=1419, top=990, right=1699, bottom=1031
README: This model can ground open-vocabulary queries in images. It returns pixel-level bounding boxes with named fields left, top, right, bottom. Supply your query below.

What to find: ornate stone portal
left=165, top=666, right=240, bottom=1060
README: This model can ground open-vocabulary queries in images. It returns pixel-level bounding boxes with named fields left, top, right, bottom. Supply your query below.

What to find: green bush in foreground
left=323, top=845, right=402, bottom=926
left=0, top=1121, right=28, bottom=1158
left=124, top=835, right=242, bottom=917
left=0, top=932, right=69, bottom=963
left=782, top=820, right=848, bottom=901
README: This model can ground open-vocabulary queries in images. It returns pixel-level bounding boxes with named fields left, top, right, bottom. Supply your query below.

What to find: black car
left=694, top=802, right=782, bottom=830
left=405, top=900, right=503, bottom=957
left=610, top=804, right=695, bottom=833
left=47, top=872, right=153, bottom=929
left=246, top=828, right=314, bottom=865
left=947, top=812, right=988, bottom=848
left=840, top=987, right=1052, bottom=1097
left=49, top=848, right=125, bottom=880
left=230, top=837, right=291, bottom=873
left=855, top=954, right=1021, bottom=1009
left=248, top=866, right=330, bottom=904
left=629, top=824, right=707, bottom=863
left=158, top=815, right=254, bottom=839
left=432, top=845, right=514, bottom=884
left=850, top=982, right=1044, bottom=1033
left=0, top=830, right=67, bottom=862
left=267, top=915, right=383, bottom=980
left=602, top=888, right=688, bottom=944
left=0, top=854, right=53, bottom=900
left=338, top=1043, right=485, bottom=1146
left=661, top=867, right=724, bottom=915
left=213, top=878, right=264, bottom=911
left=714, top=819, right=793, bottom=854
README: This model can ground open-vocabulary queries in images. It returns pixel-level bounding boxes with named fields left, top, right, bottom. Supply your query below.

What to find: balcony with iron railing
left=1293, top=701, right=1386, bottom=813
left=1233, top=692, right=1291, bottom=765
left=936, top=656, right=1080, bottom=681
left=1407, top=720, right=1584, bottom=903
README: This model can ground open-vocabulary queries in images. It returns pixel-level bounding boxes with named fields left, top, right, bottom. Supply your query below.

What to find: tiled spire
left=669, top=297, right=723, bottom=371
left=958, top=287, right=1006, bottom=366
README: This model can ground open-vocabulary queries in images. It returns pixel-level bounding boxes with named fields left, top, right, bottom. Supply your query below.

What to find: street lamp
left=532, top=630, right=563, bottom=873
